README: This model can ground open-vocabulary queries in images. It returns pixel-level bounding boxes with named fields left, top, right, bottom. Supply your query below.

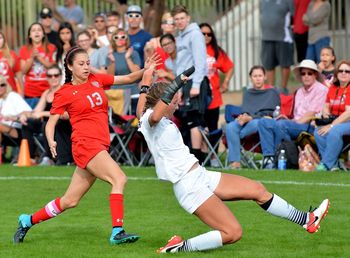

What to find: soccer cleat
left=157, top=235, right=184, bottom=253
left=303, top=199, right=330, bottom=233
left=13, top=214, right=32, bottom=243
left=109, top=229, right=140, bottom=245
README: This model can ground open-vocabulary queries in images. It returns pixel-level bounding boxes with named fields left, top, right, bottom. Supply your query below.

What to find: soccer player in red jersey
left=13, top=46, right=158, bottom=245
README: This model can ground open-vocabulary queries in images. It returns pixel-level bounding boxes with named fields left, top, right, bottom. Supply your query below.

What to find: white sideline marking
left=0, top=176, right=349, bottom=187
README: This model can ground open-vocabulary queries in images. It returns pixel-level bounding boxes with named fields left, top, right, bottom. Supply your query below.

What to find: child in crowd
left=318, top=46, right=336, bottom=87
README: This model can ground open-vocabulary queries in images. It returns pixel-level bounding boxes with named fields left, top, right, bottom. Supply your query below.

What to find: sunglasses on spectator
left=113, top=35, right=127, bottom=40
left=338, top=69, right=350, bottom=74
left=202, top=32, right=213, bottom=37
left=95, top=19, right=105, bottom=23
left=40, top=14, right=52, bottom=19
left=47, top=73, right=61, bottom=78
left=301, top=72, right=314, bottom=76
left=128, top=13, right=141, bottom=19
left=0, top=83, right=6, bottom=87
left=161, top=20, right=174, bottom=25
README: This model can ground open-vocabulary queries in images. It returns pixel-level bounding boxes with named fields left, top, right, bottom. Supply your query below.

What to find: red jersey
left=326, top=84, right=350, bottom=116
left=206, top=45, right=234, bottom=109
left=0, top=50, right=21, bottom=92
left=18, top=44, right=56, bottom=97
left=51, top=73, right=114, bottom=146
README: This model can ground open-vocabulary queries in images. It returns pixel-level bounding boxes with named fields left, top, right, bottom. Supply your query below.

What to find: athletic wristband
left=140, top=85, right=150, bottom=94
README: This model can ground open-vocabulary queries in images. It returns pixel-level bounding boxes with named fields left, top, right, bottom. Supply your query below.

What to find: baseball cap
left=94, top=12, right=106, bottom=20
left=40, top=8, right=52, bottom=19
left=127, top=5, right=142, bottom=15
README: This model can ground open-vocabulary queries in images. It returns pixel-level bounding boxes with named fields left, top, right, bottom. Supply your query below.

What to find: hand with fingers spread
left=144, top=53, right=161, bottom=70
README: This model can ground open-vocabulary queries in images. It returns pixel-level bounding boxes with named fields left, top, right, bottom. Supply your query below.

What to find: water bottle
left=278, top=149, right=287, bottom=170
left=273, top=106, right=281, bottom=119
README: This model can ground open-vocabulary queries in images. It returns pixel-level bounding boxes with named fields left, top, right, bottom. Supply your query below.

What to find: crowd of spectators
left=0, top=0, right=348, bottom=171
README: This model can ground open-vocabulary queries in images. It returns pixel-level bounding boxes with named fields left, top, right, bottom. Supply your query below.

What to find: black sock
left=191, top=148, right=205, bottom=165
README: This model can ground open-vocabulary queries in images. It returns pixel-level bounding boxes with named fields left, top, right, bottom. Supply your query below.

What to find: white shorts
left=173, top=166, right=221, bottom=214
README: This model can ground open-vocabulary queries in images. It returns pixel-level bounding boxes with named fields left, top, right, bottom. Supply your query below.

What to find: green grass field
left=0, top=165, right=349, bottom=258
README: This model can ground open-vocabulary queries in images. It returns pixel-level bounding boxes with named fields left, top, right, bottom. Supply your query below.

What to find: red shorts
left=72, top=139, right=109, bottom=169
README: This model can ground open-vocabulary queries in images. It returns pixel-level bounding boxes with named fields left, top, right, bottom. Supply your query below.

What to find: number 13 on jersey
left=86, top=92, right=103, bottom=108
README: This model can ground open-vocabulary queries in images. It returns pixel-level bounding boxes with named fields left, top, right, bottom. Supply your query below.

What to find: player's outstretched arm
left=148, top=66, right=195, bottom=126
left=45, top=114, right=60, bottom=158
left=113, top=53, right=161, bottom=86
left=136, top=66, right=155, bottom=119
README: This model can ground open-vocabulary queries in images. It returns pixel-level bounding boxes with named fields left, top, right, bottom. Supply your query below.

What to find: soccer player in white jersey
left=136, top=66, right=330, bottom=253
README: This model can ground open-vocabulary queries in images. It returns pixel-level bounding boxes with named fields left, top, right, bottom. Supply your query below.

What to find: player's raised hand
left=144, top=53, right=161, bottom=70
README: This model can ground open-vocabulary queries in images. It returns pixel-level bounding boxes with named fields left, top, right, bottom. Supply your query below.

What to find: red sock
left=32, top=198, right=63, bottom=225
left=110, top=194, right=124, bottom=227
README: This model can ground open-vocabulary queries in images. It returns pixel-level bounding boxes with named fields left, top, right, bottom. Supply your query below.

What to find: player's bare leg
left=14, top=167, right=96, bottom=243
left=86, top=150, right=140, bottom=245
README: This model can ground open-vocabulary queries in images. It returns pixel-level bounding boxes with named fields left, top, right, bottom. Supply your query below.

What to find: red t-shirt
left=0, top=50, right=21, bottom=92
left=51, top=73, right=114, bottom=146
left=155, top=46, right=169, bottom=71
left=293, top=0, right=310, bottom=34
left=18, top=44, right=56, bottom=97
left=206, top=45, right=234, bottom=109
left=326, top=84, right=350, bottom=116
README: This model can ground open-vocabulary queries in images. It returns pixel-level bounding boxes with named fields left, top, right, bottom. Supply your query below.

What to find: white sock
left=265, top=194, right=308, bottom=226
left=178, top=230, right=222, bottom=252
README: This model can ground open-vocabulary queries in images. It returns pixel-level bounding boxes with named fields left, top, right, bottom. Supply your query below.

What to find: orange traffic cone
left=17, top=139, right=31, bottom=167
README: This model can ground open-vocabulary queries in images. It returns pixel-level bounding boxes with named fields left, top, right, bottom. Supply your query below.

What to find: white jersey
left=138, top=109, right=198, bottom=183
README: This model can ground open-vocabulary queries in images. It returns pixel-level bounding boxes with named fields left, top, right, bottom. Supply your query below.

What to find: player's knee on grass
left=254, top=182, right=271, bottom=204
left=222, top=224, right=243, bottom=244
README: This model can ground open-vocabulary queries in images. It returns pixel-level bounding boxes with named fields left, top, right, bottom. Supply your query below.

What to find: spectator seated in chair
left=0, top=76, right=32, bottom=155
left=226, top=65, right=279, bottom=169
left=258, top=59, right=328, bottom=169
left=314, top=60, right=350, bottom=171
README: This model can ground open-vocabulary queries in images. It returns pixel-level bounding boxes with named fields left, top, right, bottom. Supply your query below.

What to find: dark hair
left=160, top=33, right=176, bottom=45
left=64, top=46, right=87, bottom=84
left=26, top=22, right=49, bottom=53
left=143, top=82, right=169, bottom=112
left=107, top=10, right=120, bottom=18
left=320, top=46, right=336, bottom=64
left=199, top=22, right=224, bottom=60
left=171, top=5, right=188, bottom=16
left=333, top=59, right=350, bottom=86
left=249, top=65, right=266, bottom=76
left=56, top=22, right=75, bottom=64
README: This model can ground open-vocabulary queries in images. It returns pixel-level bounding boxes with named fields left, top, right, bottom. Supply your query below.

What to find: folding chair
left=33, top=133, right=47, bottom=161
left=199, top=127, right=224, bottom=168
left=109, top=108, right=138, bottom=166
